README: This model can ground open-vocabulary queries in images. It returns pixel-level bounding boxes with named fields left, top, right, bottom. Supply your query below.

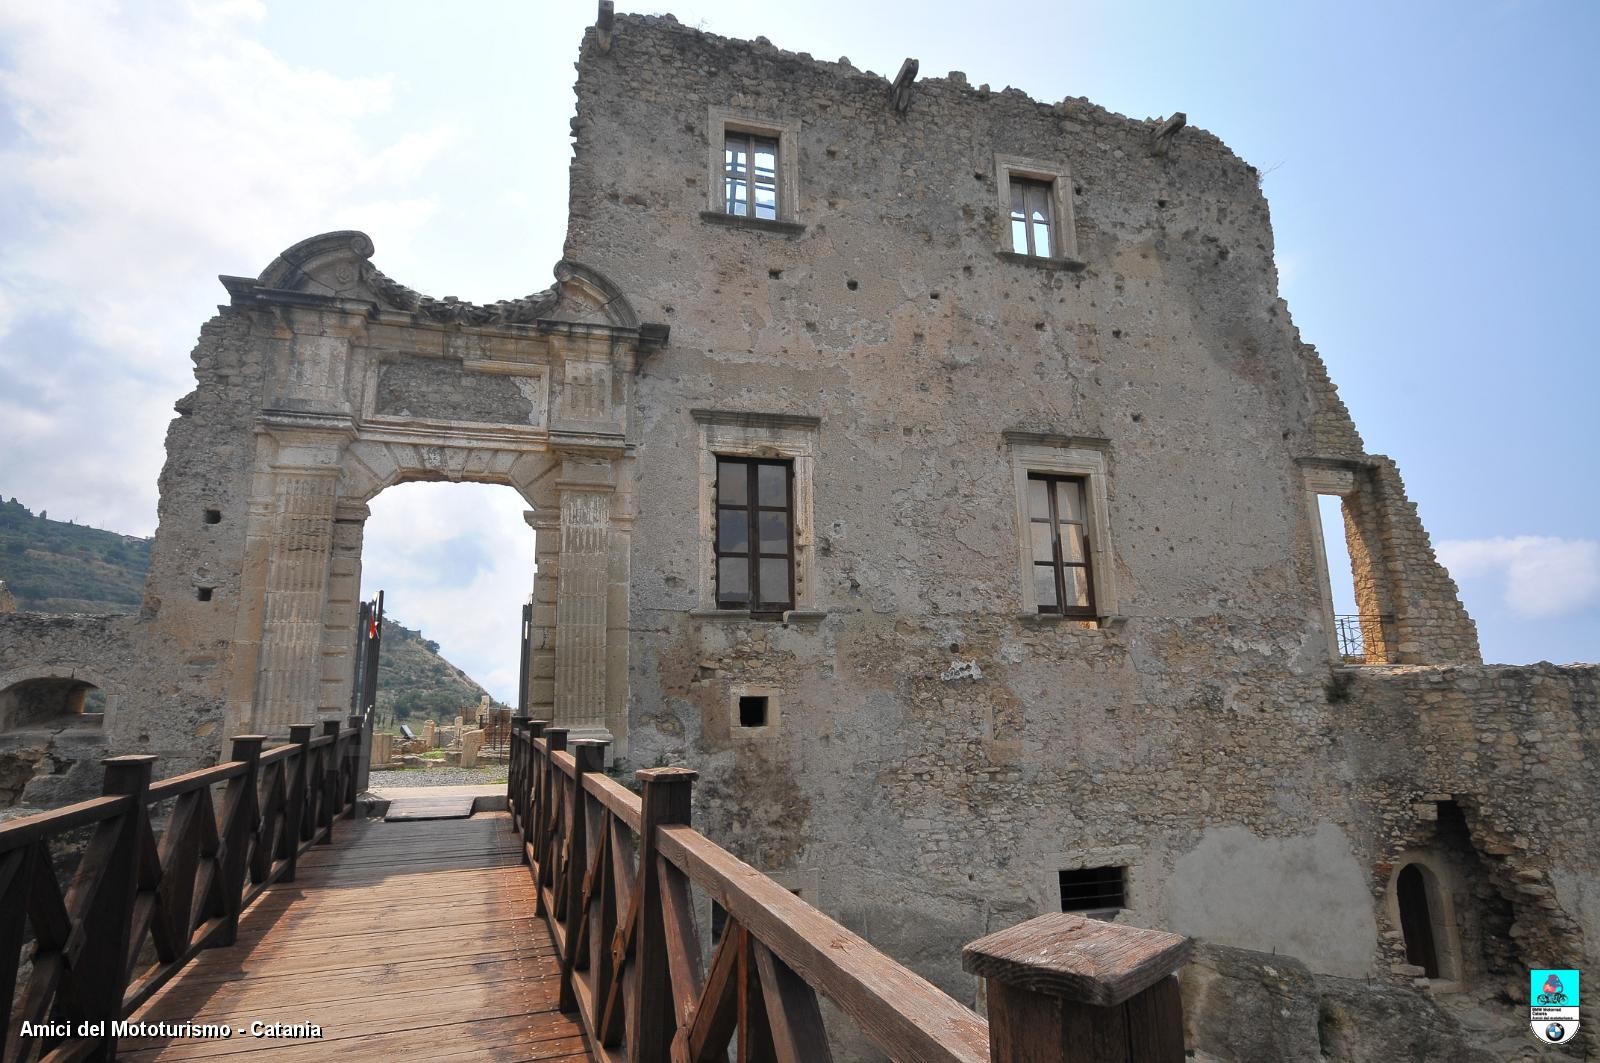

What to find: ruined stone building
left=1, top=9, right=1595, bottom=1059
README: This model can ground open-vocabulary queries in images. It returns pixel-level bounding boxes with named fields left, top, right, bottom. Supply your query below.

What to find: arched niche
left=1385, top=852, right=1465, bottom=986
left=0, top=664, right=117, bottom=733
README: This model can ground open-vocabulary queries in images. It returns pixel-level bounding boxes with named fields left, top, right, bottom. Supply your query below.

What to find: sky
left=0, top=1, right=1594, bottom=700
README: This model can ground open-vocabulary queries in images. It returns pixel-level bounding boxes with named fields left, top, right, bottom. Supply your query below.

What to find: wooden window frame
left=714, top=456, right=796, bottom=617
left=994, top=155, right=1080, bottom=263
left=1009, top=177, right=1056, bottom=258
left=706, top=109, right=800, bottom=223
left=723, top=130, right=781, bottom=221
left=1027, top=473, right=1096, bottom=618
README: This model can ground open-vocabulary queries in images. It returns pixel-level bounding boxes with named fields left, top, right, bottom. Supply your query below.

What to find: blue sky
left=1, top=1, right=1594, bottom=698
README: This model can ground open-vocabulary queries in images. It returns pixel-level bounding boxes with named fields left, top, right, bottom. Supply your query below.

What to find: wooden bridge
left=1, top=719, right=1190, bottom=1062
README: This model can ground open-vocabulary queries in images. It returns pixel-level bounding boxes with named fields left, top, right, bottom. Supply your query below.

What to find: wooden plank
left=0, top=795, right=127, bottom=851
left=656, top=825, right=989, bottom=1063
left=125, top=812, right=598, bottom=1063
left=752, top=941, right=833, bottom=1063
left=582, top=773, right=643, bottom=834
left=1123, top=976, right=1185, bottom=1063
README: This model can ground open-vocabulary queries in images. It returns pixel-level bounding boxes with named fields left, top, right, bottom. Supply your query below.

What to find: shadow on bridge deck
left=123, top=812, right=594, bottom=1062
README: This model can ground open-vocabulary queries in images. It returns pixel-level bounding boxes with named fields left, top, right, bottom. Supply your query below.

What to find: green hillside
left=0, top=497, right=150, bottom=613
left=0, top=496, right=502, bottom=725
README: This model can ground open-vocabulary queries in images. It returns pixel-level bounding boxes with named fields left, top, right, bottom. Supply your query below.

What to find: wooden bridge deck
left=122, top=812, right=594, bottom=1062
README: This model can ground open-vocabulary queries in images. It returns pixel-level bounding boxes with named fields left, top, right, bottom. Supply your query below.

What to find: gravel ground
left=367, top=764, right=508, bottom=787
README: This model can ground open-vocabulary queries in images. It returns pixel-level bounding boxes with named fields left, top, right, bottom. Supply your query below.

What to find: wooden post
left=284, top=725, right=313, bottom=881
left=523, top=720, right=548, bottom=860
left=630, top=765, right=697, bottom=1063
left=559, top=741, right=606, bottom=1011
left=536, top=726, right=568, bottom=914
left=90, top=754, right=157, bottom=1056
left=219, top=736, right=264, bottom=945
left=345, top=715, right=364, bottom=810
left=320, top=720, right=342, bottom=841
left=962, top=914, right=1189, bottom=1063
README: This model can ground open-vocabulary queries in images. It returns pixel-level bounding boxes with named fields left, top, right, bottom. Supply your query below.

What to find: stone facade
left=0, top=10, right=1593, bottom=1059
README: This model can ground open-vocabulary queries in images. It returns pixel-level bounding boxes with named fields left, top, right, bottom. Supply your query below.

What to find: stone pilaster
left=254, top=470, right=341, bottom=732
left=553, top=456, right=615, bottom=740
left=525, top=508, right=560, bottom=720
left=319, top=502, right=369, bottom=719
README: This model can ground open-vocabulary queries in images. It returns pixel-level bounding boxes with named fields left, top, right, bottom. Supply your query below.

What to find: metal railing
left=1335, top=613, right=1394, bottom=664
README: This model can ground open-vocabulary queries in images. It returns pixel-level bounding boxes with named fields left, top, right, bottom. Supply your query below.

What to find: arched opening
left=358, top=481, right=537, bottom=774
left=1396, top=863, right=1440, bottom=977
left=0, top=675, right=105, bottom=732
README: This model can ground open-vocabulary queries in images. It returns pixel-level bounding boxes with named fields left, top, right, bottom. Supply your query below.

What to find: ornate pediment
left=235, top=231, right=645, bottom=333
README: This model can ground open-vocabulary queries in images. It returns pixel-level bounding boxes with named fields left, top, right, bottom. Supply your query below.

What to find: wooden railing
left=507, top=719, right=1191, bottom=1063
left=0, top=717, right=365, bottom=1062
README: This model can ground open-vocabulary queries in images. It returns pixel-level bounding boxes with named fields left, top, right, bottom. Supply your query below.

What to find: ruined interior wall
left=566, top=14, right=1587, bottom=1054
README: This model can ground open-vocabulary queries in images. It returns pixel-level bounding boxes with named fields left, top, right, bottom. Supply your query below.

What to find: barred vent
left=1058, top=866, right=1125, bottom=913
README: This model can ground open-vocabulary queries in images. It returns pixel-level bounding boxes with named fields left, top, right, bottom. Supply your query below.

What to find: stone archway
left=0, top=663, right=118, bottom=733
left=208, top=232, right=664, bottom=755
left=1386, top=852, right=1465, bottom=984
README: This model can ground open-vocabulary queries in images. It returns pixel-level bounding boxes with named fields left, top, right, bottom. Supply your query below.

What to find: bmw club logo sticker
left=1530, top=969, right=1579, bottom=1044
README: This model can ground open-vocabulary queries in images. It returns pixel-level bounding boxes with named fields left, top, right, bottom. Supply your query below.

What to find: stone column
left=255, top=469, right=341, bottom=733
left=553, top=456, right=614, bottom=741
left=526, top=509, right=560, bottom=721
left=318, top=502, right=369, bottom=719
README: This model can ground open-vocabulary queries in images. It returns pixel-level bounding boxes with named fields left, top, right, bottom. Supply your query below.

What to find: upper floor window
left=715, top=456, right=794, bottom=615
left=1028, top=473, right=1095, bottom=617
left=704, top=110, right=802, bottom=231
left=1007, top=434, right=1113, bottom=619
left=1010, top=177, right=1055, bottom=257
left=994, top=155, right=1081, bottom=266
left=724, top=132, right=780, bottom=220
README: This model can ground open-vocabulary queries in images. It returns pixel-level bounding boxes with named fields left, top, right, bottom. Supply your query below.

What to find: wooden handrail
left=506, top=719, right=1190, bottom=1062
left=0, top=722, right=365, bottom=1062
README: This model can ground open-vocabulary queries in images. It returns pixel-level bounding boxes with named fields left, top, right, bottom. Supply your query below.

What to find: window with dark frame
left=715, top=457, right=795, bottom=615
left=1009, top=176, right=1055, bottom=257
left=723, top=131, right=780, bottom=220
left=1028, top=473, right=1095, bottom=617
left=1059, top=866, right=1125, bottom=915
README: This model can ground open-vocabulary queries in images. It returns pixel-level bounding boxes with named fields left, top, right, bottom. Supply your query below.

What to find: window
left=715, top=457, right=794, bottom=615
left=705, top=109, right=800, bottom=227
left=1027, top=473, right=1095, bottom=617
left=994, top=155, right=1080, bottom=265
left=1010, top=177, right=1055, bottom=257
left=738, top=695, right=769, bottom=727
left=1007, top=433, right=1115, bottom=619
left=724, top=131, right=779, bottom=220
left=1059, top=866, right=1125, bottom=916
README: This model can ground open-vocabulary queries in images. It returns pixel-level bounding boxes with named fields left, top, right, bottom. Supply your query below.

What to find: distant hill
left=0, top=495, right=502, bottom=725
left=0, top=496, right=150, bottom=613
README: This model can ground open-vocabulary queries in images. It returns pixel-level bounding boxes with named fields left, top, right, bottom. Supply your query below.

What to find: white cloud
left=0, top=2, right=449, bottom=532
left=360, top=483, right=536, bottom=703
left=1437, top=536, right=1600, bottom=619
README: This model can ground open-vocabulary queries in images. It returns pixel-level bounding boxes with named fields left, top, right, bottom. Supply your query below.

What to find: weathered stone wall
left=566, top=14, right=1588, bottom=1056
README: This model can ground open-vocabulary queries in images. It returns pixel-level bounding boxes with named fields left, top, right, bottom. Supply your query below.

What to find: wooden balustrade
left=507, top=718, right=1190, bottom=1063
left=0, top=720, right=365, bottom=1063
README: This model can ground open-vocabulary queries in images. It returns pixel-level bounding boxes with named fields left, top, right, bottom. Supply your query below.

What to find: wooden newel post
left=962, top=914, right=1190, bottom=1063
left=320, top=720, right=342, bottom=840
left=558, top=741, right=607, bottom=1011
left=285, top=725, right=314, bottom=881
left=346, top=715, right=364, bottom=809
left=221, top=736, right=265, bottom=944
left=631, top=766, right=697, bottom=1063
left=91, top=754, right=157, bottom=1054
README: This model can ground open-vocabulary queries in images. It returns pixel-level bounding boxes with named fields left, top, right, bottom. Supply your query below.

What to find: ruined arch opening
left=357, top=481, right=538, bottom=750
left=1389, top=855, right=1464, bottom=983
left=0, top=676, right=105, bottom=732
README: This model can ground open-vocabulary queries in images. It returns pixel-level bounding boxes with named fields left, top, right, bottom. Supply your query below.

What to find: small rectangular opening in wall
left=1059, top=866, right=1125, bottom=917
left=738, top=695, right=768, bottom=728
left=196, top=587, right=214, bottom=602
left=203, top=508, right=221, bottom=524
